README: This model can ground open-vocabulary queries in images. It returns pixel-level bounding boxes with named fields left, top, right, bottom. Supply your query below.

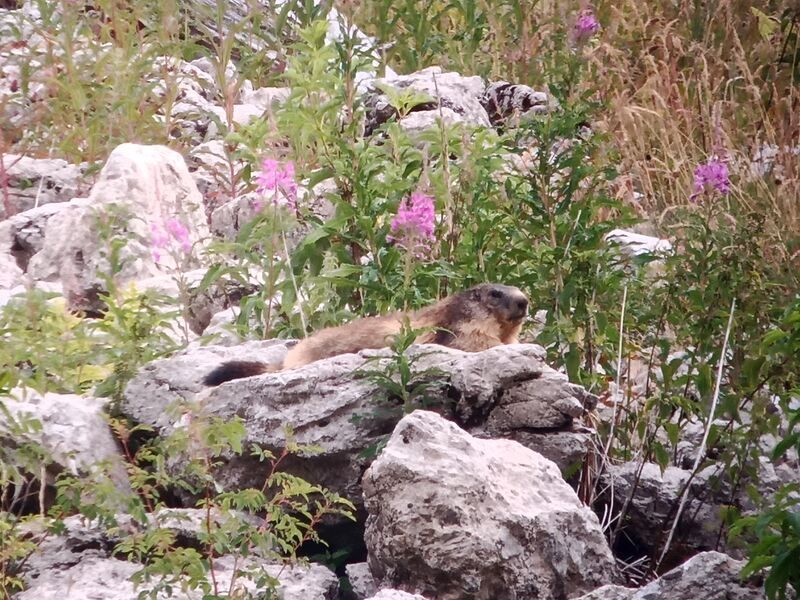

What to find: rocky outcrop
left=23, top=143, right=209, bottom=313
left=363, top=410, right=617, bottom=599
left=576, top=551, right=765, bottom=600
left=122, top=343, right=597, bottom=505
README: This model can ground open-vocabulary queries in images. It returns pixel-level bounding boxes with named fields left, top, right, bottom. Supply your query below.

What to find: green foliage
left=355, top=318, right=449, bottom=416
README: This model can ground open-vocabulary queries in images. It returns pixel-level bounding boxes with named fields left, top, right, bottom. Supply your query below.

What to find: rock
left=25, top=143, right=210, bottom=313
left=363, top=67, right=490, bottom=136
left=575, top=551, right=764, bottom=600
left=346, top=562, right=378, bottom=599
left=0, top=243, right=23, bottom=288
left=481, top=81, right=555, bottom=127
left=363, top=411, right=617, bottom=599
left=122, top=344, right=597, bottom=504
left=0, top=199, right=88, bottom=272
left=19, top=512, right=339, bottom=599
left=0, top=154, right=88, bottom=218
left=366, top=591, right=429, bottom=600
left=19, top=554, right=338, bottom=600
left=240, top=86, right=290, bottom=111
left=598, top=462, right=723, bottom=558
left=604, top=229, right=673, bottom=257
left=0, top=389, right=129, bottom=507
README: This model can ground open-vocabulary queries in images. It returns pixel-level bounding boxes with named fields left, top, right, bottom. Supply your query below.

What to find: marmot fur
left=203, top=283, right=528, bottom=386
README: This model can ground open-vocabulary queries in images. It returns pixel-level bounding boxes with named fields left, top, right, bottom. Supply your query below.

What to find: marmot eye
left=489, top=289, right=503, bottom=299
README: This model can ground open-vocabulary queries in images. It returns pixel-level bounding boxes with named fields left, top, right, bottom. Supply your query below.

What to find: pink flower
left=256, top=158, right=298, bottom=210
left=571, top=8, right=600, bottom=45
left=387, top=192, right=436, bottom=258
left=150, top=218, right=192, bottom=263
left=691, top=158, right=730, bottom=200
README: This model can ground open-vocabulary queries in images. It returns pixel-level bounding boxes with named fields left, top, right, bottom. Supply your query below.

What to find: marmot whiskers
left=204, top=283, right=528, bottom=386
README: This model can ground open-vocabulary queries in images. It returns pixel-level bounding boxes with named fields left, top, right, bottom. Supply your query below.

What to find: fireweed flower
left=387, top=192, right=436, bottom=258
left=150, top=218, right=192, bottom=263
left=691, top=158, right=730, bottom=200
left=256, top=158, right=298, bottom=210
left=571, top=8, right=600, bottom=46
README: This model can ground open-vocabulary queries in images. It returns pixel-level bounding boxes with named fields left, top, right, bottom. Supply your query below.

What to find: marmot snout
left=204, top=283, right=529, bottom=386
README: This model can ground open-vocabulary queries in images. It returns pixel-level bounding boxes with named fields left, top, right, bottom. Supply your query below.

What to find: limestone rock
left=366, top=591, right=430, bottom=600
left=605, top=229, right=673, bottom=257
left=481, top=81, right=554, bottom=127
left=0, top=389, right=129, bottom=505
left=598, top=462, right=723, bottom=557
left=346, top=562, right=379, bottom=599
left=122, top=344, right=597, bottom=505
left=363, top=411, right=617, bottom=599
left=363, top=67, right=490, bottom=136
left=25, top=143, right=209, bottom=313
left=0, top=154, right=88, bottom=218
left=576, top=551, right=764, bottom=600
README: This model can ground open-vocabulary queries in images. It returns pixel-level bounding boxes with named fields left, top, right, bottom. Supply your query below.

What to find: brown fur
left=203, top=283, right=528, bottom=386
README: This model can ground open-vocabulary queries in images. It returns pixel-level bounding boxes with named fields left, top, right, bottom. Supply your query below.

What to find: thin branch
left=655, top=298, right=736, bottom=571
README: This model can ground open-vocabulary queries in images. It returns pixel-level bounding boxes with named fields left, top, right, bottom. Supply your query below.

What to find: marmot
left=203, top=283, right=528, bottom=386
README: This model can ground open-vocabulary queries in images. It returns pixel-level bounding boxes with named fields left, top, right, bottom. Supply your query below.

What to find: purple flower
left=256, top=158, right=298, bottom=210
left=387, top=192, right=436, bottom=258
left=150, top=218, right=192, bottom=263
left=571, top=8, right=600, bottom=45
left=691, top=158, right=730, bottom=200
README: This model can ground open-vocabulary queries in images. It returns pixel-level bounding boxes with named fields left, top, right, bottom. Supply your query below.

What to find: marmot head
left=470, top=283, right=529, bottom=324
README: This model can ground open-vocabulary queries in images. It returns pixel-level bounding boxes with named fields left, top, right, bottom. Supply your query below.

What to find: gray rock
left=366, top=591, right=429, bottom=600
left=122, top=343, right=597, bottom=504
left=19, top=513, right=338, bottom=599
left=346, top=562, right=378, bottom=599
left=605, top=229, right=673, bottom=257
left=575, top=551, right=764, bottom=600
left=0, top=199, right=89, bottom=273
left=19, top=553, right=338, bottom=600
left=598, top=462, right=724, bottom=557
left=25, top=143, right=210, bottom=313
left=240, top=86, right=290, bottom=111
left=481, top=81, right=555, bottom=127
left=0, top=154, right=88, bottom=218
left=1, top=389, right=129, bottom=505
left=363, top=411, right=617, bottom=599
left=363, top=67, right=490, bottom=136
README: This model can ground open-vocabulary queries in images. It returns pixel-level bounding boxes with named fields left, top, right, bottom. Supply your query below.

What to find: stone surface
left=0, top=154, right=88, bottom=218
left=481, top=81, right=555, bottom=127
left=0, top=199, right=88, bottom=272
left=25, top=143, right=209, bottom=313
left=19, top=512, right=338, bottom=599
left=346, top=562, right=378, bottom=599
left=605, top=228, right=673, bottom=257
left=363, top=411, right=617, bottom=599
left=366, top=591, right=429, bottom=600
left=598, top=462, right=723, bottom=557
left=363, top=67, right=490, bottom=136
left=0, top=389, right=129, bottom=503
left=19, top=554, right=338, bottom=600
left=122, top=343, right=597, bottom=505
left=575, top=551, right=765, bottom=600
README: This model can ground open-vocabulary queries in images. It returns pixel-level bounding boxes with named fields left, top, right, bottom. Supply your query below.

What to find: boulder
left=363, top=410, right=617, bottom=599
left=598, top=461, right=726, bottom=559
left=346, top=562, right=378, bottom=599
left=25, top=143, right=209, bottom=313
left=576, top=551, right=765, bottom=600
left=18, top=512, right=339, bottom=599
left=366, top=592, right=430, bottom=600
left=0, top=389, right=129, bottom=507
left=363, top=67, right=491, bottom=136
left=122, top=343, right=597, bottom=505
left=0, top=154, right=88, bottom=218
left=481, top=81, right=554, bottom=127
